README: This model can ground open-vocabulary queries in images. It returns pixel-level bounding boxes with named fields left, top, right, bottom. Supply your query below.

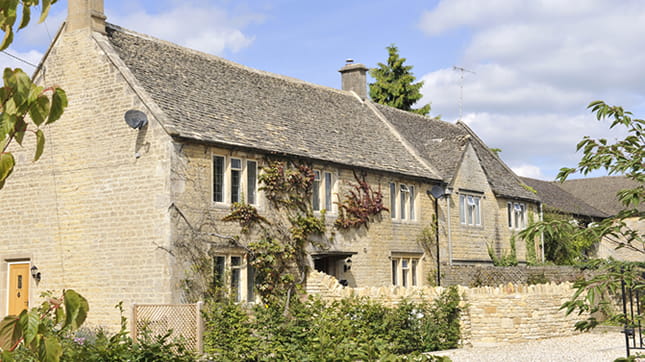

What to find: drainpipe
left=434, top=197, right=441, bottom=286
left=446, top=189, right=453, bottom=265
left=539, top=203, right=545, bottom=263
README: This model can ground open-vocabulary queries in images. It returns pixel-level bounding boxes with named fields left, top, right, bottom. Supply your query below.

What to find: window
left=313, top=171, right=321, bottom=211
left=312, top=170, right=335, bottom=213
left=213, top=254, right=256, bottom=303
left=390, top=182, right=417, bottom=221
left=508, top=202, right=526, bottom=229
left=459, top=193, right=481, bottom=226
left=212, top=155, right=258, bottom=205
left=231, top=158, right=242, bottom=203
left=213, top=156, right=225, bottom=203
left=390, top=183, right=396, bottom=219
left=247, top=161, right=257, bottom=205
left=391, top=255, right=421, bottom=287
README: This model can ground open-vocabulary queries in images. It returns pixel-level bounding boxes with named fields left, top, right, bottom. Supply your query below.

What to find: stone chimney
left=67, top=0, right=106, bottom=34
left=339, top=59, right=368, bottom=100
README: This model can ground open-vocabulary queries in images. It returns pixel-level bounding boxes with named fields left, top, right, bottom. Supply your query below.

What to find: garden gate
left=621, top=277, right=644, bottom=357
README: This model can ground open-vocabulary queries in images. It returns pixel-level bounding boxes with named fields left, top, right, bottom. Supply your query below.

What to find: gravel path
left=428, top=330, right=638, bottom=361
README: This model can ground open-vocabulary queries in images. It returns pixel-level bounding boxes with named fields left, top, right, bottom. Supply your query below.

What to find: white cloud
left=512, top=164, right=545, bottom=179
left=108, top=3, right=264, bottom=55
left=418, top=0, right=645, bottom=180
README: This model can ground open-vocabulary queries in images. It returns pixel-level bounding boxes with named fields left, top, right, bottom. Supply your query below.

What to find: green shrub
left=203, top=287, right=461, bottom=360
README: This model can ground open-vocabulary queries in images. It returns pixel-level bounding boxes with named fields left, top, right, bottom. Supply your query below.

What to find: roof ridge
left=457, top=121, right=537, bottom=201
left=365, top=101, right=442, bottom=181
left=105, top=22, right=356, bottom=99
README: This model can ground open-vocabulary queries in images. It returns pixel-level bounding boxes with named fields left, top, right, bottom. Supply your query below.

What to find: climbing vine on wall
left=221, top=202, right=269, bottom=234
left=334, top=171, right=388, bottom=229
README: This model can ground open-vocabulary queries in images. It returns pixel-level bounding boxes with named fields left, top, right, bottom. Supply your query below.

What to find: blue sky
left=4, top=0, right=645, bottom=180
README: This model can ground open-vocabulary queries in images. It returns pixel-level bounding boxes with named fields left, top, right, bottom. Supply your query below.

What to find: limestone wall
left=307, top=271, right=585, bottom=346
left=0, top=27, right=174, bottom=327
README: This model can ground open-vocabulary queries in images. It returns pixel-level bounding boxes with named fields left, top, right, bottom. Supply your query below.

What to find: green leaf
left=0, top=26, right=14, bottom=52
left=21, top=310, right=40, bottom=347
left=0, top=314, right=21, bottom=351
left=29, top=95, right=49, bottom=126
left=34, top=128, right=44, bottom=161
left=18, top=4, right=30, bottom=30
left=39, top=0, right=52, bottom=24
left=0, top=151, right=15, bottom=183
left=46, top=88, right=66, bottom=124
left=62, top=289, right=89, bottom=331
left=38, top=335, right=62, bottom=362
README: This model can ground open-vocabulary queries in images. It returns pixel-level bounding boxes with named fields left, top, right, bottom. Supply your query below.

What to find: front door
left=8, top=263, right=30, bottom=315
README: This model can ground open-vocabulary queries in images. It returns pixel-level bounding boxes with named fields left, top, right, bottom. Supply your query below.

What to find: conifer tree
left=369, top=44, right=430, bottom=116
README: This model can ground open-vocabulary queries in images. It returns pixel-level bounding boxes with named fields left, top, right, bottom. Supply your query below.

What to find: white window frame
left=390, top=182, right=417, bottom=221
left=312, top=169, right=337, bottom=214
left=213, top=254, right=256, bottom=303
left=459, top=193, right=482, bottom=226
left=212, top=154, right=259, bottom=206
left=391, top=255, right=421, bottom=287
left=507, top=202, right=527, bottom=230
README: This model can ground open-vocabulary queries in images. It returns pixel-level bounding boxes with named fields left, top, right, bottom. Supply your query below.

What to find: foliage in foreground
left=203, top=286, right=461, bottom=361
left=0, top=291, right=194, bottom=362
left=0, top=0, right=68, bottom=190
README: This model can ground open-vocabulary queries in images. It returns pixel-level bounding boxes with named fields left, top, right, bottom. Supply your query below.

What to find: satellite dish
left=430, top=185, right=445, bottom=199
left=124, top=110, right=148, bottom=129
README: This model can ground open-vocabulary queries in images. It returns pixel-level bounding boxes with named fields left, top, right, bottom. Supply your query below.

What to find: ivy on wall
left=334, top=171, right=388, bottom=229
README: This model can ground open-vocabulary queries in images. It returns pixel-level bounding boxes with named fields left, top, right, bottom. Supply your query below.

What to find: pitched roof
left=520, top=177, right=608, bottom=218
left=104, top=24, right=440, bottom=181
left=559, top=176, right=644, bottom=215
left=379, top=104, right=539, bottom=201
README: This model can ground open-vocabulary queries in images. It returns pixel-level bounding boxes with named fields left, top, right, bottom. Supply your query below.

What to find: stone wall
left=0, top=27, right=174, bottom=327
left=307, top=271, right=585, bottom=346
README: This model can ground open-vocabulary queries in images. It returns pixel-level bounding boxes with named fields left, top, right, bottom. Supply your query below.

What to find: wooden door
left=8, top=263, right=30, bottom=315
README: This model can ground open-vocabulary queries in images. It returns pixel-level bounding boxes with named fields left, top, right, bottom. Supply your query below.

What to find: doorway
left=8, top=262, right=30, bottom=316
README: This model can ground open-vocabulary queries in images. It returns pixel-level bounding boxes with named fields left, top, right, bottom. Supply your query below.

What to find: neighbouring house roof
left=559, top=176, right=644, bottom=215
left=379, top=104, right=540, bottom=202
left=521, top=177, right=608, bottom=218
left=105, top=24, right=440, bottom=181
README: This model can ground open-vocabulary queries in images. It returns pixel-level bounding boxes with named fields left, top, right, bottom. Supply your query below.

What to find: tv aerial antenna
left=453, top=66, right=475, bottom=121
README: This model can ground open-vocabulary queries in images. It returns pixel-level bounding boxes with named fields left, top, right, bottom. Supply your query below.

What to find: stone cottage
left=0, top=0, right=540, bottom=326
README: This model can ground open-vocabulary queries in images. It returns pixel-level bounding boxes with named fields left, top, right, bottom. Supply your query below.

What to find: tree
left=369, top=44, right=431, bottom=116
left=0, top=0, right=68, bottom=190
left=526, top=101, right=644, bottom=332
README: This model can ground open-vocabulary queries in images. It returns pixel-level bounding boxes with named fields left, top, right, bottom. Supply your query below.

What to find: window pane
left=213, top=256, right=225, bottom=288
left=411, top=259, right=418, bottom=286
left=474, top=197, right=480, bottom=225
left=400, top=185, right=406, bottom=219
left=231, top=268, right=241, bottom=302
left=231, top=168, right=241, bottom=203
left=231, top=256, right=242, bottom=266
left=312, top=170, right=321, bottom=211
left=231, top=158, right=242, bottom=170
left=409, top=186, right=415, bottom=220
left=467, top=196, right=473, bottom=225
left=324, top=172, right=333, bottom=211
left=247, top=262, right=255, bottom=302
left=507, top=203, right=513, bottom=228
left=391, top=259, right=398, bottom=285
left=402, top=268, right=408, bottom=287
left=520, top=204, right=526, bottom=228
left=213, top=156, right=224, bottom=202
left=459, top=195, right=465, bottom=224
left=390, top=183, right=396, bottom=219
left=247, top=160, right=257, bottom=205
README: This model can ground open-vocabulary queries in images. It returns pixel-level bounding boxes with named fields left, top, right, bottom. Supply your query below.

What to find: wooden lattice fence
left=131, top=302, right=203, bottom=353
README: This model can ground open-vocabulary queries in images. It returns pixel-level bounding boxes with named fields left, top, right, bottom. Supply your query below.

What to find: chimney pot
left=339, top=61, right=368, bottom=100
